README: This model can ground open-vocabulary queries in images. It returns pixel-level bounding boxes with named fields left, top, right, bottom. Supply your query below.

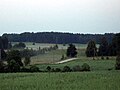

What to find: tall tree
left=98, top=37, right=109, bottom=56
left=86, top=40, right=97, bottom=58
left=66, top=44, right=77, bottom=57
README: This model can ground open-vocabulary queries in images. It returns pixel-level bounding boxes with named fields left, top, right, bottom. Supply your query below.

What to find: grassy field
left=1, top=43, right=119, bottom=90
left=0, top=71, right=120, bottom=90
left=36, top=59, right=116, bottom=71
left=31, top=49, right=66, bottom=64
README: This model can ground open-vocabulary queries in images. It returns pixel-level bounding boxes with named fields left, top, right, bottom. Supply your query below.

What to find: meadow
left=1, top=42, right=119, bottom=90
left=0, top=71, right=120, bottom=90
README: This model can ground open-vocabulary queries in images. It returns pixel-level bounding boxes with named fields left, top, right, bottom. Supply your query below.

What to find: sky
left=0, top=0, right=120, bottom=35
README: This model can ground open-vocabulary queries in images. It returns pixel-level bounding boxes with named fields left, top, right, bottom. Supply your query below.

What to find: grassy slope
left=0, top=71, right=120, bottom=90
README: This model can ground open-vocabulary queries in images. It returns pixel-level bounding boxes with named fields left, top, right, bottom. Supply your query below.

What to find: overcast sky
left=0, top=0, right=120, bottom=35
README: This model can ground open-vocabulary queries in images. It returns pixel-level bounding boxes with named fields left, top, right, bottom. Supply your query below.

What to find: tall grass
left=0, top=71, right=120, bottom=90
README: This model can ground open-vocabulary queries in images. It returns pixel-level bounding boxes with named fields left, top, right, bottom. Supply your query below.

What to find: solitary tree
left=86, top=40, right=97, bottom=59
left=66, top=44, right=77, bottom=57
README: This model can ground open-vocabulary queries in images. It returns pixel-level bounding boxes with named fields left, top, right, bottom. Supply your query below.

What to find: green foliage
left=30, top=65, right=40, bottom=72
left=13, top=42, right=26, bottom=49
left=81, top=63, right=90, bottom=71
left=3, top=32, right=114, bottom=44
left=46, top=66, right=51, bottom=72
left=72, top=65, right=81, bottom=72
left=98, top=37, right=109, bottom=56
left=62, top=66, right=72, bottom=72
left=6, top=50, right=23, bottom=66
left=24, top=56, right=31, bottom=66
left=7, top=59, right=20, bottom=72
left=86, top=40, right=97, bottom=57
left=55, top=68, right=61, bottom=72
left=66, top=44, right=77, bottom=57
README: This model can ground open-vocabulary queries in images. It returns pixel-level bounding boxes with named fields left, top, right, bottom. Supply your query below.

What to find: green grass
left=12, top=42, right=99, bottom=50
left=31, top=49, right=66, bottom=64
left=36, top=59, right=116, bottom=71
left=1, top=43, right=119, bottom=90
left=0, top=71, right=120, bottom=90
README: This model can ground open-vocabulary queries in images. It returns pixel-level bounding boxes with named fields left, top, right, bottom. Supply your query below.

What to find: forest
left=2, top=32, right=114, bottom=44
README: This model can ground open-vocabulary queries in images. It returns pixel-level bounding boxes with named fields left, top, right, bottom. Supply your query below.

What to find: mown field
left=1, top=42, right=119, bottom=90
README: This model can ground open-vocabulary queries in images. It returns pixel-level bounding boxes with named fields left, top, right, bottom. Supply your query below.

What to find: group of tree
left=2, top=32, right=114, bottom=44
left=86, top=33, right=120, bottom=59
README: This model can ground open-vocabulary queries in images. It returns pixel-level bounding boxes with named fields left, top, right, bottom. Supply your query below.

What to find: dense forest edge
left=2, top=32, right=114, bottom=44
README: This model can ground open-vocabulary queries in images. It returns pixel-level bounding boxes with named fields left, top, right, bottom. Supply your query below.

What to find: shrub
left=30, top=65, right=40, bottom=72
left=46, top=66, right=51, bottom=72
left=8, top=59, right=20, bottom=72
left=81, top=63, right=90, bottom=71
left=72, top=65, right=81, bottom=72
left=62, top=66, right=72, bottom=72
left=55, top=68, right=61, bottom=72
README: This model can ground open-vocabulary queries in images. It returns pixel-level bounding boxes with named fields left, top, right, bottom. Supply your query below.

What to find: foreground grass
left=0, top=71, right=120, bottom=90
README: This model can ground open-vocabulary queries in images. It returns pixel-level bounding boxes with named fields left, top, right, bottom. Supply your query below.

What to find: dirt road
left=55, top=58, right=78, bottom=64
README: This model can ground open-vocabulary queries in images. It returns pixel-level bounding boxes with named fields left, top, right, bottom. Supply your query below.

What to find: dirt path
left=55, top=58, right=78, bottom=64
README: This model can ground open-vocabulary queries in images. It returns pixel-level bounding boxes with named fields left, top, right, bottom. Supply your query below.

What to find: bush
left=62, top=66, right=72, bottom=72
left=8, top=59, right=20, bottom=72
left=46, top=66, right=51, bottom=72
left=72, top=65, right=81, bottom=72
left=55, top=68, right=61, bottom=72
left=81, top=63, right=90, bottom=71
left=30, top=65, right=40, bottom=72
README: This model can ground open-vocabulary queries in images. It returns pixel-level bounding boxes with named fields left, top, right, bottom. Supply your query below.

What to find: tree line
left=2, top=32, right=114, bottom=44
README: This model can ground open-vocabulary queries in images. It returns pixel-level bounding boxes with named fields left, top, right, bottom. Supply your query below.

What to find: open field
left=12, top=42, right=99, bottom=50
left=0, top=71, right=120, bottom=90
left=1, top=43, right=119, bottom=90
left=36, top=59, right=116, bottom=71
